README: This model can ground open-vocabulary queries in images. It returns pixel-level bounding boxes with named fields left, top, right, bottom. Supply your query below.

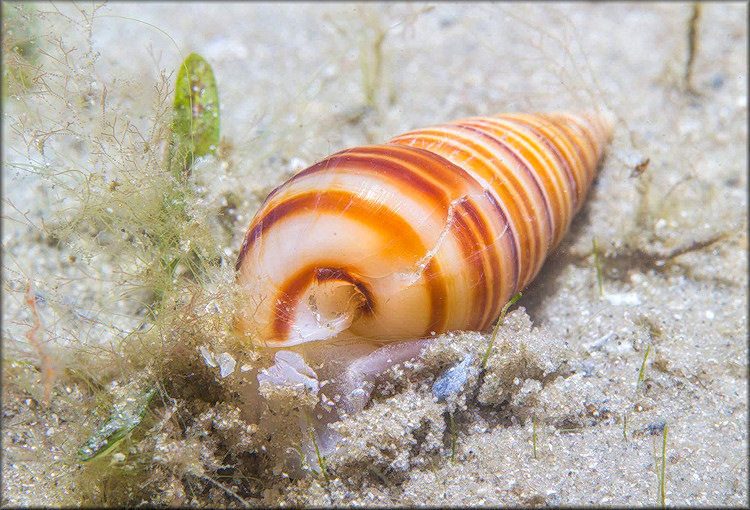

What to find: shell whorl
left=235, top=112, right=613, bottom=347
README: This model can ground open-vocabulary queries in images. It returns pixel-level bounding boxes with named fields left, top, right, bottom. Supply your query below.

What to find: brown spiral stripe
left=235, top=112, right=613, bottom=347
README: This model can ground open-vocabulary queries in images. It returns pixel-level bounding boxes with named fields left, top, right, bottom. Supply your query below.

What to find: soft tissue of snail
left=234, top=112, right=613, bottom=348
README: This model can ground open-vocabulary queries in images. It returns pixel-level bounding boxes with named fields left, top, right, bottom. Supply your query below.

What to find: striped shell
left=235, top=112, right=612, bottom=348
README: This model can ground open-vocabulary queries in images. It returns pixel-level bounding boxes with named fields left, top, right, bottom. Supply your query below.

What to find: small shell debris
left=199, top=346, right=236, bottom=378
left=199, top=346, right=217, bottom=367
left=432, top=354, right=475, bottom=402
left=257, top=350, right=319, bottom=393
left=216, top=352, right=236, bottom=378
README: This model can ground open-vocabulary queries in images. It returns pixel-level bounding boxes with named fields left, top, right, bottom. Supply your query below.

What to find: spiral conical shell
left=235, top=112, right=612, bottom=347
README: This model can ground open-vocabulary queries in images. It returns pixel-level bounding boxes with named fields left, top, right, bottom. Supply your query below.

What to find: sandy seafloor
left=1, top=2, right=747, bottom=507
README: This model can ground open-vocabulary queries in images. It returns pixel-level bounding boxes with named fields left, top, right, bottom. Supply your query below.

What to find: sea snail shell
left=235, top=112, right=613, bottom=348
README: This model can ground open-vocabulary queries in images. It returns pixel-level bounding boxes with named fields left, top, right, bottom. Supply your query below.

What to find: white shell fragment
left=432, top=354, right=475, bottom=401
left=199, top=346, right=236, bottom=378
left=216, top=352, right=236, bottom=378
left=199, top=345, right=218, bottom=367
left=257, top=350, right=319, bottom=394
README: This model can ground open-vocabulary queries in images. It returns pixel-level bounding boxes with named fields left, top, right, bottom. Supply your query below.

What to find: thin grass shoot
left=481, top=292, right=522, bottom=369
left=306, top=412, right=329, bottom=485
left=593, top=236, right=604, bottom=296
left=654, top=424, right=668, bottom=507
left=636, top=344, right=651, bottom=394
left=449, top=411, right=456, bottom=464
left=532, top=413, right=538, bottom=459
